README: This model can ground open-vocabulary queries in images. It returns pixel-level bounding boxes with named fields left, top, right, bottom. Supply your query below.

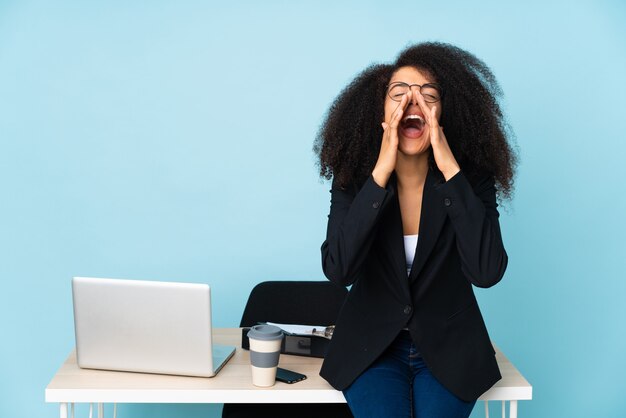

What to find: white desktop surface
left=46, top=328, right=531, bottom=407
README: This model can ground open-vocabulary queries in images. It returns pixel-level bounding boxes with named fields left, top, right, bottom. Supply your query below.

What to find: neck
left=395, top=152, right=430, bottom=189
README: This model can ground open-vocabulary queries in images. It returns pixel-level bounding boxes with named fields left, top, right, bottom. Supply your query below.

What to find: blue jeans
left=343, top=330, right=476, bottom=418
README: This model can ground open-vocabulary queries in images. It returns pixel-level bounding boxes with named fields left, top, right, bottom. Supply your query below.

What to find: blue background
left=1, top=1, right=625, bottom=417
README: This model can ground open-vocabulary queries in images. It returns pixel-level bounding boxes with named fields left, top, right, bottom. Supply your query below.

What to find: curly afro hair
left=314, top=41, right=517, bottom=200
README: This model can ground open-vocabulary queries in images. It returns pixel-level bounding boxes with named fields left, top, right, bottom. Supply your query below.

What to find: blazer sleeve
left=321, top=175, right=393, bottom=287
left=434, top=171, right=508, bottom=288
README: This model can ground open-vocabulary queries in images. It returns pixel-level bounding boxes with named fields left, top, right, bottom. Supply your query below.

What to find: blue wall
left=1, top=1, right=625, bottom=417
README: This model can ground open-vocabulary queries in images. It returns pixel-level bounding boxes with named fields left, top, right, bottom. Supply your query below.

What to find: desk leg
left=59, top=403, right=68, bottom=418
left=484, top=400, right=489, bottom=418
left=98, top=403, right=104, bottom=418
left=509, top=400, right=518, bottom=418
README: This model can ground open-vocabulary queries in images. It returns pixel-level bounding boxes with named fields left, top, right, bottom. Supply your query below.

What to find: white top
left=404, top=234, right=419, bottom=276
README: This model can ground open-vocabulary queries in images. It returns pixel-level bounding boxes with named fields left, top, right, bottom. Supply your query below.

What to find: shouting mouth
left=400, top=114, right=426, bottom=139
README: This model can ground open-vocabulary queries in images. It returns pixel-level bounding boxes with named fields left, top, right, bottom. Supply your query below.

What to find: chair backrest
left=239, top=281, right=348, bottom=327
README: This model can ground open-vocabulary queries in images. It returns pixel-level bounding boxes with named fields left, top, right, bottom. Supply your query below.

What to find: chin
left=398, top=137, right=430, bottom=156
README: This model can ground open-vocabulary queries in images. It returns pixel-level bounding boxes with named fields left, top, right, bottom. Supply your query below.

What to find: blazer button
left=444, top=197, right=452, bottom=207
left=403, top=305, right=412, bottom=314
left=372, top=201, right=380, bottom=209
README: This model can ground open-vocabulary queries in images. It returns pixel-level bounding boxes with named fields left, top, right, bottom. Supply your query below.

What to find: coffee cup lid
left=247, top=324, right=284, bottom=341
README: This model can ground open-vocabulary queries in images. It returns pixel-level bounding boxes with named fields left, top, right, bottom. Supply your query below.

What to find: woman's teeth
left=401, top=114, right=425, bottom=130
left=402, top=114, right=424, bottom=124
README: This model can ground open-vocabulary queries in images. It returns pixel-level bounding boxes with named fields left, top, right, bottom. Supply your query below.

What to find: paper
left=266, top=322, right=328, bottom=336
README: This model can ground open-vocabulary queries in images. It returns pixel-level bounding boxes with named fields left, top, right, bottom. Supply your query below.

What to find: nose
left=409, top=88, right=420, bottom=105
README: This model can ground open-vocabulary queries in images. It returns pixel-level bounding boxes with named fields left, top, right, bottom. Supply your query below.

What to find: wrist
left=442, top=165, right=461, bottom=181
left=372, top=167, right=391, bottom=188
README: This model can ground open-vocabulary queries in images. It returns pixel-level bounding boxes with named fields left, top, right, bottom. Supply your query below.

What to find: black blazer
left=319, top=168, right=507, bottom=402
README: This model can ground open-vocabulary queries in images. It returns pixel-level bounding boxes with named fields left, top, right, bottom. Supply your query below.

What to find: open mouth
left=400, top=114, right=426, bottom=139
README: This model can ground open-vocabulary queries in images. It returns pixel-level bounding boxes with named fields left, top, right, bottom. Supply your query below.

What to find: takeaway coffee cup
left=247, top=324, right=284, bottom=387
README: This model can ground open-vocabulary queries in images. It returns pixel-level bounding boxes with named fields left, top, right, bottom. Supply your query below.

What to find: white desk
left=46, top=328, right=531, bottom=418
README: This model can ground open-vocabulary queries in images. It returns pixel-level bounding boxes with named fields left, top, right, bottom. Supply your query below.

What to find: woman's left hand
left=415, top=91, right=461, bottom=181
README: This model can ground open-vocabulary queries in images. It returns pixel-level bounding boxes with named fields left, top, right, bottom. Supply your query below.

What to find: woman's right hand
left=372, top=92, right=410, bottom=187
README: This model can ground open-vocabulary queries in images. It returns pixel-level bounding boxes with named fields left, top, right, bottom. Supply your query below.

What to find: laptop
left=72, top=276, right=236, bottom=377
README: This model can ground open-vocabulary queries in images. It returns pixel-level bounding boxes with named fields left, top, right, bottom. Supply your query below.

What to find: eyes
left=387, top=82, right=443, bottom=103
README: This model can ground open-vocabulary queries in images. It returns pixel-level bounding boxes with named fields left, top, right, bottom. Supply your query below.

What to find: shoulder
left=463, top=169, right=496, bottom=193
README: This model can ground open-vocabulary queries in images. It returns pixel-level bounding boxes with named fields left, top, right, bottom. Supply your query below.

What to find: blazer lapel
left=380, top=175, right=411, bottom=297
left=408, top=168, right=447, bottom=283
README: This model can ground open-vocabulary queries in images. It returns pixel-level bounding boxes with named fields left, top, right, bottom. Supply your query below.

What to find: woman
left=314, top=42, right=517, bottom=417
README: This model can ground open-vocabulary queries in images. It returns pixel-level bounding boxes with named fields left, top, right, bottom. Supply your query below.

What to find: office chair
left=221, top=281, right=353, bottom=418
